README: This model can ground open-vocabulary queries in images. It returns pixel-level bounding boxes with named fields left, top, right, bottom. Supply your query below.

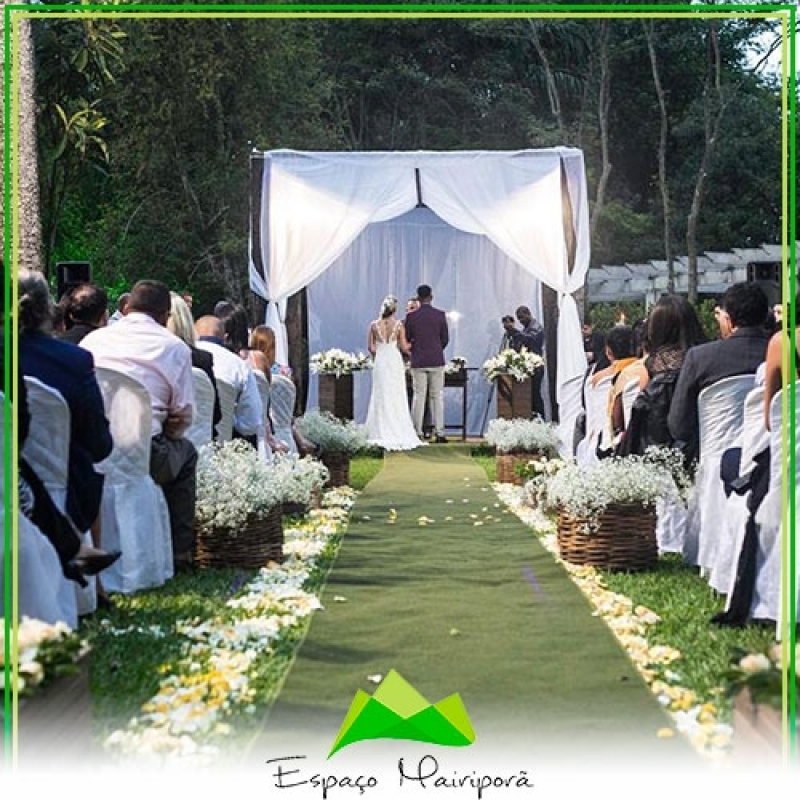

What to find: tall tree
left=1, top=5, right=42, bottom=272
left=643, top=18, right=675, bottom=294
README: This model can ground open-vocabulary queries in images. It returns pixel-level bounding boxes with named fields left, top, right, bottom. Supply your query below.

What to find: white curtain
left=307, top=207, right=544, bottom=434
left=250, top=148, right=591, bottom=430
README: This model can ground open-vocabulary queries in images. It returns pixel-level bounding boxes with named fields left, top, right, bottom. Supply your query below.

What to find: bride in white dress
left=364, top=295, right=422, bottom=451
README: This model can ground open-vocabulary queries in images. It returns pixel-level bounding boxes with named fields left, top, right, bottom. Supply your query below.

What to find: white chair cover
left=0, top=392, right=77, bottom=627
left=270, top=373, right=299, bottom=455
left=215, top=378, right=237, bottom=442
left=253, top=371, right=274, bottom=462
left=683, top=374, right=754, bottom=570
left=710, top=385, right=767, bottom=595
left=94, top=367, right=173, bottom=594
left=185, top=368, right=215, bottom=450
left=21, top=377, right=96, bottom=616
left=655, top=497, right=688, bottom=555
left=556, top=372, right=584, bottom=459
left=621, top=378, right=640, bottom=430
left=752, top=385, right=800, bottom=635
left=574, top=374, right=611, bottom=465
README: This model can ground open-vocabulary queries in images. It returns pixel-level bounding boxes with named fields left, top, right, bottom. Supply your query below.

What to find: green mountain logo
left=328, top=670, right=476, bottom=757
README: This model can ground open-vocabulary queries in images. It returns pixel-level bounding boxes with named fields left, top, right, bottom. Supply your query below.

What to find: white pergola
left=249, top=148, right=592, bottom=444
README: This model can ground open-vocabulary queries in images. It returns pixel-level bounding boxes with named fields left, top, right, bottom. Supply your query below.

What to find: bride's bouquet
left=481, top=348, right=543, bottom=382
left=310, top=348, right=373, bottom=377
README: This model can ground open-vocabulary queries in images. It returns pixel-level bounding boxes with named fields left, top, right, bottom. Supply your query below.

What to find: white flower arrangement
left=310, top=348, right=373, bottom=377
left=444, top=356, right=467, bottom=375
left=541, top=455, right=678, bottom=532
left=481, top=347, right=543, bottom=382
left=485, top=417, right=561, bottom=455
left=195, top=441, right=328, bottom=531
left=294, top=409, right=369, bottom=455
left=0, top=616, right=89, bottom=695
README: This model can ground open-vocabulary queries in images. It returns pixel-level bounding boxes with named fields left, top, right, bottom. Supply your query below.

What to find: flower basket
left=731, top=688, right=783, bottom=762
left=282, top=488, right=322, bottom=517
left=496, top=452, right=541, bottom=485
left=495, top=375, right=532, bottom=420
left=195, top=506, right=283, bottom=568
left=318, top=373, right=354, bottom=421
left=320, top=451, right=350, bottom=488
left=556, top=504, right=658, bottom=571
left=15, top=657, right=92, bottom=764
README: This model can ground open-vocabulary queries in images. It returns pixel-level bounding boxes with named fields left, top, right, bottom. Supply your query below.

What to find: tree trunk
left=1, top=9, right=42, bottom=273
left=644, top=19, right=674, bottom=294
left=687, top=22, right=727, bottom=305
left=527, top=19, right=566, bottom=139
left=589, top=20, right=612, bottom=238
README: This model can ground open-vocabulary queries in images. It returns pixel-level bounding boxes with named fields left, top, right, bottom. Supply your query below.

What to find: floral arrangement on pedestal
left=541, top=454, right=678, bottom=534
left=481, top=347, right=543, bottom=382
left=444, top=356, right=467, bottom=375
left=0, top=617, right=89, bottom=696
left=294, top=409, right=368, bottom=457
left=485, top=417, right=560, bottom=456
left=196, top=441, right=330, bottom=529
left=309, top=349, right=372, bottom=377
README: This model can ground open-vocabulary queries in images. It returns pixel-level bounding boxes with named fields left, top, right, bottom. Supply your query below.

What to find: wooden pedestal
left=495, top=375, right=532, bottom=420
left=318, top=374, right=354, bottom=420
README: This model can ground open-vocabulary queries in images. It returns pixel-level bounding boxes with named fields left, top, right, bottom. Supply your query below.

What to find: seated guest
left=18, top=268, right=113, bottom=547
left=583, top=318, right=609, bottom=370
left=619, top=294, right=707, bottom=457
left=668, top=282, right=770, bottom=463
left=762, top=300, right=799, bottom=429
left=590, top=325, right=637, bottom=457
left=59, top=282, right=109, bottom=344
left=214, top=300, right=250, bottom=355
left=167, top=292, right=222, bottom=438
left=81, top=280, right=197, bottom=572
left=108, top=291, right=130, bottom=325
left=195, top=315, right=263, bottom=441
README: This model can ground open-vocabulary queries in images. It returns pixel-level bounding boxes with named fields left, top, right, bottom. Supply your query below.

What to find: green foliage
left=585, top=301, right=647, bottom=334
left=348, top=451, right=384, bottom=490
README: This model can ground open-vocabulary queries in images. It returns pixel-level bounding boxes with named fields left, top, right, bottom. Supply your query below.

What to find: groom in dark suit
left=404, top=284, right=449, bottom=443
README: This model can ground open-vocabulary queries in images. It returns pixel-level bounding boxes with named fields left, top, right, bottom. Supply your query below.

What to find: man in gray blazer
left=668, top=282, right=770, bottom=460
left=404, top=284, right=450, bottom=443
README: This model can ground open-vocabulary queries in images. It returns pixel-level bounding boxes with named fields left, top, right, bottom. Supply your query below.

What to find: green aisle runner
left=248, top=446, right=694, bottom=768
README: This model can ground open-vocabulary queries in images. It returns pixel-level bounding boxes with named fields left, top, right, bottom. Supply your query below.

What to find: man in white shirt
left=81, top=280, right=198, bottom=572
left=195, top=315, right=263, bottom=441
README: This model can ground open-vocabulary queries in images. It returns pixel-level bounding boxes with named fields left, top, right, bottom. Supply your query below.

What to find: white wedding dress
left=365, top=320, right=422, bottom=451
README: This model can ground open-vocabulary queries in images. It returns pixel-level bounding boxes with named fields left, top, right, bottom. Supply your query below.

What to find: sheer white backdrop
left=307, top=207, right=546, bottom=435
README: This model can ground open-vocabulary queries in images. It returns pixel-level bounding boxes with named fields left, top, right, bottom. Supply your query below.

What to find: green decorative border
left=2, top=0, right=796, bottom=768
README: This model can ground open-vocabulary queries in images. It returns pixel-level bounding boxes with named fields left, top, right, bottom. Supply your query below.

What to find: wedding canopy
left=249, top=148, right=591, bottom=443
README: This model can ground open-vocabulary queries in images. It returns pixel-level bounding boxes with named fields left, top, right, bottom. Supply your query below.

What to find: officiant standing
left=515, top=305, right=546, bottom=418
left=404, top=284, right=449, bottom=443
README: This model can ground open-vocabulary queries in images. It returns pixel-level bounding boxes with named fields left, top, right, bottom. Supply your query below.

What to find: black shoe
left=433, top=434, right=448, bottom=444
left=64, top=550, right=122, bottom=586
left=174, top=560, right=196, bottom=575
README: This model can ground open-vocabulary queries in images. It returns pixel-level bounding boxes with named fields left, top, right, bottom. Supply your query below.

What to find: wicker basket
left=320, top=451, right=350, bottom=488
left=282, top=488, right=322, bottom=517
left=195, top=506, right=283, bottom=568
left=496, top=452, right=539, bottom=485
left=556, top=504, right=657, bottom=571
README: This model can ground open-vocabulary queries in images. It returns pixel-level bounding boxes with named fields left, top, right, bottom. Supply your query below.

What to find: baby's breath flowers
left=195, top=441, right=328, bottom=532
left=485, top=417, right=561, bottom=456
left=310, top=348, right=372, bottom=377
left=541, top=455, right=678, bottom=533
left=294, top=409, right=368, bottom=455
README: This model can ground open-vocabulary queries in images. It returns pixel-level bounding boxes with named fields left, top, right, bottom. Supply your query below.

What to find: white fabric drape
left=250, top=148, right=591, bottom=423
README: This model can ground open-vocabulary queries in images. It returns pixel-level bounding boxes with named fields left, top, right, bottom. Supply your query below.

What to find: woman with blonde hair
left=167, top=292, right=221, bottom=437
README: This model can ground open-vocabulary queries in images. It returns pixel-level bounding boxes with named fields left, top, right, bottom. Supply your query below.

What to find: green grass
left=600, top=555, right=777, bottom=709
left=349, top=450, right=385, bottom=489
left=470, top=443, right=496, bottom=482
